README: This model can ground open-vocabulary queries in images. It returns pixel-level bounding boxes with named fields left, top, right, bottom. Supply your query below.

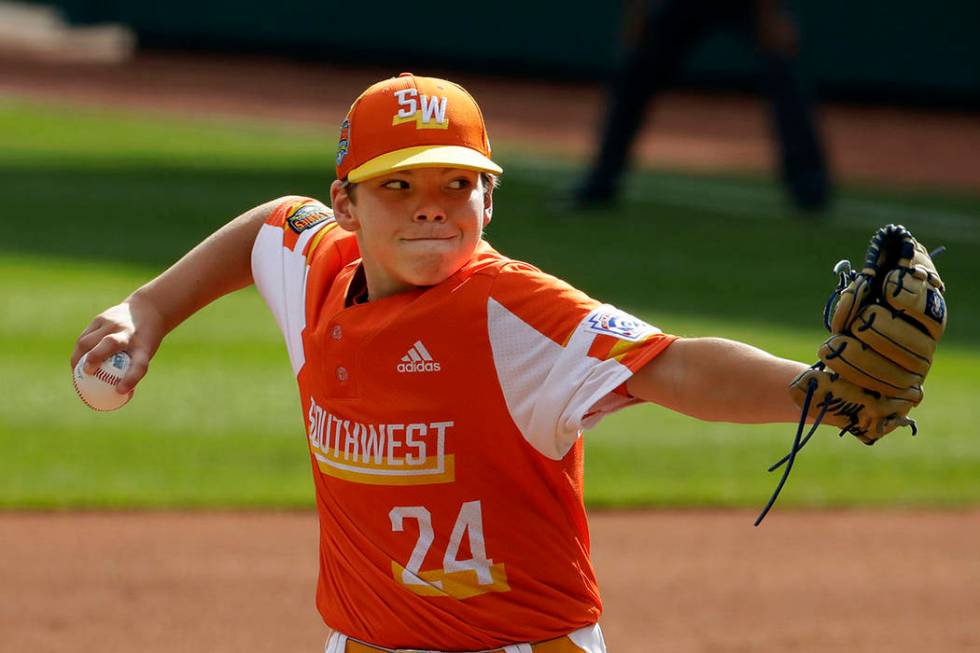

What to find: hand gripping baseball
left=70, top=297, right=167, bottom=396
left=755, top=225, right=947, bottom=525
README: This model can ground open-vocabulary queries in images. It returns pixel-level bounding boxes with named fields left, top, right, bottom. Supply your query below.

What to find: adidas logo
left=397, top=340, right=442, bottom=373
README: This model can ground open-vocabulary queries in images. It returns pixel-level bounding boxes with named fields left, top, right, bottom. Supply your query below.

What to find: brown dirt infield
left=2, top=510, right=978, bottom=653
left=2, top=50, right=978, bottom=652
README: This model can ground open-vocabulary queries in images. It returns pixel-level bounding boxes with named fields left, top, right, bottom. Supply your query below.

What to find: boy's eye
left=382, top=180, right=409, bottom=190
left=447, top=178, right=471, bottom=190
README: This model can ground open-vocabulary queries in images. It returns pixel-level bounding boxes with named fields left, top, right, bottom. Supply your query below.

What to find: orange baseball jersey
left=251, top=197, right=677, bottom=651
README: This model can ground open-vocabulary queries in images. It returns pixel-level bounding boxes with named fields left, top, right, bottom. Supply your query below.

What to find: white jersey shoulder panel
left=251, top=221, right=329, bottom=376
left=488, top=299, right=655, bottom=460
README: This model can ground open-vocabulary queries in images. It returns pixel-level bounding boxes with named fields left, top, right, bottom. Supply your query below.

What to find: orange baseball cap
left=335, top=72, right=503, bottom=183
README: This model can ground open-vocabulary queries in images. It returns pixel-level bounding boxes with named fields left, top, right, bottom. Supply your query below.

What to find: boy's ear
left=482, top=181, right=494, bottom=228
left=330, top=180, right=359, bottom=232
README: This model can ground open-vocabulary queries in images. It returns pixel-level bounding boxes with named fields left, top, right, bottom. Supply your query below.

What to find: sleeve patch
left=287, top=204, right=332, bottom=233
left=585, top=308, right=658, bottom=342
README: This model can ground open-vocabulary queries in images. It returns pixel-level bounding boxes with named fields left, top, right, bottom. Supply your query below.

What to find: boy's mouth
left=401, top=235, right=457, bottom=242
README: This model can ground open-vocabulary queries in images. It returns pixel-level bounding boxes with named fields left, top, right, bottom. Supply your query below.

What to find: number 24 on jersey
left=388, top=500, right=510, bottom=599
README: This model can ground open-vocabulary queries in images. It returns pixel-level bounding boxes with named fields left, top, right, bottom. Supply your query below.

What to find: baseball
left=72, top=351, right=134, bottom=411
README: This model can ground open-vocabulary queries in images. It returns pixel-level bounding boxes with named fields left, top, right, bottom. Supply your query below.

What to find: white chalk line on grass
left=505, top=158, right=980, bottom=244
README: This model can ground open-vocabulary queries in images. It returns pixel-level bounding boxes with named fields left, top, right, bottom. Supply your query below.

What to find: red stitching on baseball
left=94, top=368, right=122, bottom=385
left=73, top=373, right=125, bottom=411
left=73, top=362, right=131, bottom=411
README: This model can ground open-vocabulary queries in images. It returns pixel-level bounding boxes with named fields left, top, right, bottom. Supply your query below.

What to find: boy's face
left=331, top=167, right=493, bottom=300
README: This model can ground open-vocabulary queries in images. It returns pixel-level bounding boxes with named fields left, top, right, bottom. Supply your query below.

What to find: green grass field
left=2, top=99, right=979, bottom=509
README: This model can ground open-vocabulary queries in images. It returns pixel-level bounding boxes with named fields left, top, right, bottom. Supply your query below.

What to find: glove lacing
left=755, top=262, right=857, bottom=526
left=754, top=376, right=827, bottom=527
left=822, top=259, right=856, bottom=332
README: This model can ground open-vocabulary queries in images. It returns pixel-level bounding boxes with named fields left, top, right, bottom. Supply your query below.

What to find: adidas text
left=397, top=361, right=442, bottom=373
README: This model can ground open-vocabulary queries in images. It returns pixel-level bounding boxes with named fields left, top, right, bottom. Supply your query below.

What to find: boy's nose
left=412, top=205, right=447, bottom=223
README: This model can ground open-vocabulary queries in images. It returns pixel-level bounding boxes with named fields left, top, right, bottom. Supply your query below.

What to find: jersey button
left=331, top=325, right=342, bottom=340
left=336, top=366, right=348, bottom=382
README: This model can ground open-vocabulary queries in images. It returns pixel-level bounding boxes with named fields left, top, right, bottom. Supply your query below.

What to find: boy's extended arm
left=626, top=337, right=808, bottom=423
left=70, top=197, right=288, bottom=394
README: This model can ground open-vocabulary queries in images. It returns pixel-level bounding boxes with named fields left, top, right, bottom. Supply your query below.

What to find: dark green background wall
left=43, top=0, right=980, bottom=104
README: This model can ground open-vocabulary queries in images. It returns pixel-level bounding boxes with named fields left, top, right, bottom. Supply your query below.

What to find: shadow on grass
left=3, top=163, right=978, bottom=341
left=0, top=165, right=332, bottom=267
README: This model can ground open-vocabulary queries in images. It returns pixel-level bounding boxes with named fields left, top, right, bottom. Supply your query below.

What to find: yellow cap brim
left=347, top=145, right=503, bottom=183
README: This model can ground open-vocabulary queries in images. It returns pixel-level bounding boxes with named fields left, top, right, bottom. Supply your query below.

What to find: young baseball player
left=70, top=73, right=903, bottom=652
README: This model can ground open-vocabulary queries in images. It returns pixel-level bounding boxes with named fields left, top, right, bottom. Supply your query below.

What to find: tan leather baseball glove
left=791, top=224, right=946, bottom=444
left=757, top=225, right=947, bottom=525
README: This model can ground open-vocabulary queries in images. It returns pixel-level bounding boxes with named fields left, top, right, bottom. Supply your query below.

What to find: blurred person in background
left=570, top=0, right=831, bottom=212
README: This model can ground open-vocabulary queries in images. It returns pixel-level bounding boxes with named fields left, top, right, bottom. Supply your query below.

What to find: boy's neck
left=344, top=266, right=370, bottom=307
left=347, top=262, right=421, bottom=305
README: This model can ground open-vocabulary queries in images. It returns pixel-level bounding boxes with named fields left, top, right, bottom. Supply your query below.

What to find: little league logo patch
left=336, top=118, right=350, bottom=167
left=586, top=309, right=657, bottom=342
left=287, top=204, right=330, bottom=234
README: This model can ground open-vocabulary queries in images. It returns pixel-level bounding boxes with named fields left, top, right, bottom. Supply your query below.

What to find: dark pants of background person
left=579, top=0, right=830, bottom=210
